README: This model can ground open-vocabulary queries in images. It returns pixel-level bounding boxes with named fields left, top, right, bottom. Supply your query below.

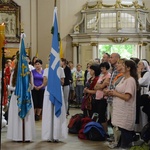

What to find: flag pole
left=51, top=0, right=57, bottom=142
left=54, top=0, right=57, bottom=7
left=0, top=47, right=5, bottom=146
left=21, top=29, right=25, bottom=143
left=22, top=118, right=25, bottom=142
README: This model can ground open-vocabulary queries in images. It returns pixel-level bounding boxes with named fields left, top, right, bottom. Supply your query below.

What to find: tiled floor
left=1, top=108, right=116, bottom=150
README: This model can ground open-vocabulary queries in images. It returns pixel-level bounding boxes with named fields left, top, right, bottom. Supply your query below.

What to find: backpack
left=68, top=113, right=84, bottom=134
left=83, top=121, right=106, bottom=141
left=141, top=122, right=150, bottom=143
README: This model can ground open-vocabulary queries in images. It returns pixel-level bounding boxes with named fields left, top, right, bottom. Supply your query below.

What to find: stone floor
left=1, top=108, right=118, bottom=150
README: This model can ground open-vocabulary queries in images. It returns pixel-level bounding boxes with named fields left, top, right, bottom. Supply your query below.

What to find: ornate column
left=91, top=42, right=98, bottom=59
left=72, top=43, right=79, bottom=66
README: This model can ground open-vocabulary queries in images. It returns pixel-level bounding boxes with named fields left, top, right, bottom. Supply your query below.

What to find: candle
left=0, top=23, right=5, bottom=49
left=0, top=23, right=5, bottom=70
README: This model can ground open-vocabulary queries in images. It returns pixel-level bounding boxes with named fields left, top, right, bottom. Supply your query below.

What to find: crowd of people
left=2, top=51, right=150, bottom=149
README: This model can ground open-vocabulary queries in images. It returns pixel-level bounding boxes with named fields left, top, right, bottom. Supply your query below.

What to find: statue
left=3, top=17, right=10, bottom=35
left=10, top=18, right=16, bottom=35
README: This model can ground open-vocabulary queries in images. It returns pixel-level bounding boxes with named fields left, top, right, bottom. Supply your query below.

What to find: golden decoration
left=20, top=22, right=24, bottom=33
left=82, top=0, right=147, bottom=10
left=72, top=43, right=79, bottom=47
left=108, top=37, right=129, bottom=43
left=97, top=0, right=102, bottom=9
left=82, top=2, right=88, bottom=10
left=138, top=41, right=147, bottom=46
left=90, top=42, right=98, bottom=46
left=115, top=0, right=122, bottom=8
left=74, top=14, right=85, bottom=33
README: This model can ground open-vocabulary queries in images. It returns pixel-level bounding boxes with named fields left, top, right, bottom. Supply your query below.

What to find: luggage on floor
left=83, top=121, right=106, bottom=141
left=68, top=113, right=84, bottom=134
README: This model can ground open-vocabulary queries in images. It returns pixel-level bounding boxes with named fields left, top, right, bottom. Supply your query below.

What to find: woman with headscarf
left=135, top=60, right=150, bottom=132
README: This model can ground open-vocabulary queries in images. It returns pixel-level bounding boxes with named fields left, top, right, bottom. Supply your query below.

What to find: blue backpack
left=83, top=121, right=106, bottom=141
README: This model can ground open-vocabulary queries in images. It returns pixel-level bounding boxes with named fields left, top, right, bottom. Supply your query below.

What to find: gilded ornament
left=97, top=0, right=102, bottom=9
left=115, top=0, right=122, bottom=8
left=82, top=2, right=88, bottom=10
left=91, top=42, right=98, bottom=46
left=108, top=37, right=129, bottom=43
left=72, top=43, right=79, bottom=47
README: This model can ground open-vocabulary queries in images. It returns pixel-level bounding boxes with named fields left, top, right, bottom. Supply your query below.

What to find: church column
left=138, top=44, right=142, bottom=59
left=134, top=45, right=139, bottom=58
left=91, top=42, right=98, bottom=59
left=72, top=43, right=78, bottom=66
left=140, top=42, right=147, bottom=59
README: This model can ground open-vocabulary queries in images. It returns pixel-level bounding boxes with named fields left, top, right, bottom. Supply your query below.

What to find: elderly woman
left=135, top=60, right=150, bottom=132
left=109, top=60, right=138, bottom=149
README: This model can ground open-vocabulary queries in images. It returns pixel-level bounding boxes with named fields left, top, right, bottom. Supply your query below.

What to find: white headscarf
left=142, top=60, right=150, bottom=72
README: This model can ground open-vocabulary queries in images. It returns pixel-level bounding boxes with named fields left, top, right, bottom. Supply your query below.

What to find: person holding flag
left=41, top=7, right=67, bottom=142
left=7, top=34, right=35, bottom=142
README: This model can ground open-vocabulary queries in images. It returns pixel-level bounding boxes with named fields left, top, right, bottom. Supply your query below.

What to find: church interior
left=1, top=0, right=150, bottom=150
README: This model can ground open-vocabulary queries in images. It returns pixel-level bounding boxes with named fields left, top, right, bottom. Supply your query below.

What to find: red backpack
left=68, top=113, right=84, bottom=134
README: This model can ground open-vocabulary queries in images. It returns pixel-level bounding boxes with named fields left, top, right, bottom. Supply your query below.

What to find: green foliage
left=99, top=44, right=134, bottom=59
left=130, top=143, right=150, bottom=150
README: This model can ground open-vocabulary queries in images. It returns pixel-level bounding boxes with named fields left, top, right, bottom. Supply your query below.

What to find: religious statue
left=10, top=18, right=16, bottom=35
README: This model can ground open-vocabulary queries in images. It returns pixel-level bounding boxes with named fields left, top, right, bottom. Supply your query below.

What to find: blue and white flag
left=47, top=7, right=62, bottom=117
left=15, top=34, right=32, bottom=119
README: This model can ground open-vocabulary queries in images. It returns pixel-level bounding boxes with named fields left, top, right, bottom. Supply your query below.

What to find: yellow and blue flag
left=15, top=34, right=32, bottom=119
left=47, top=7, right=62, bottom=117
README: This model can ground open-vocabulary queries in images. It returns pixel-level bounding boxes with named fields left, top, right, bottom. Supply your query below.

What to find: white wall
left=59, top=0, right=87, bottom=60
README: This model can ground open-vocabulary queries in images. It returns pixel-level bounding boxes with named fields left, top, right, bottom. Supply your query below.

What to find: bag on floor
left=141, top=122, right=150, bottom=143
left=68, top=113, right=84, bottom=134
left=83, top=121, right=106, bottom=141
